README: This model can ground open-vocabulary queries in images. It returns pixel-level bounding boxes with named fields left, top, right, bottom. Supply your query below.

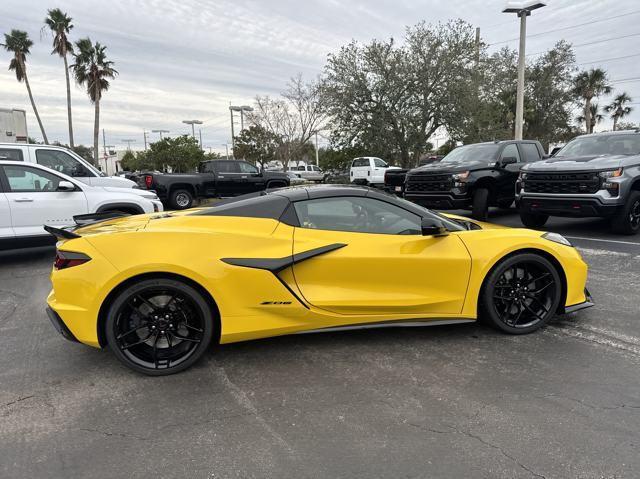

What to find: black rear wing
left=43, top=212, right=131, bottom=240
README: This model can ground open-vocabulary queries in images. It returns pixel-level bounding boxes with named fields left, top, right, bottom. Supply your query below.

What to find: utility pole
left=222, top=143, right=230, bottom=159
left=503, top=1, right=546, bottom=140
left=122, top=139, right=136, bottom=150
left=474, top=27, right=480, bottom=67
left=143, top=130, right=148, bottom=150
left=102, top=128, right=107, bottom=158
left=229, top=106, right=236, bottom=159
left=199, top=128, right=203, bottom=150
left=314, top=131, right=319, bottom=166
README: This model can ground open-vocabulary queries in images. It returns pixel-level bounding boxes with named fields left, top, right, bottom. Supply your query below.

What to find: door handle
left=14, top=198, right=34, bottom=203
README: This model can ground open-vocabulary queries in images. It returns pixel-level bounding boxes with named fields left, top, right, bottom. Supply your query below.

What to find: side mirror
left=57, top=180, right=76, bottom=192
left=500, top=157, right=518, bottom=167
left=421, top=217, right=449, bottom=237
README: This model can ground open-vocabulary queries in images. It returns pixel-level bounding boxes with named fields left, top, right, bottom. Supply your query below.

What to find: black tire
left=472, top=188, right=490, bottom=221
left=519, top=209, right=549, bottom=229
left=170, top=189, right=194, bottom=210
left=480, top=253, right=562, bottom=334
left=610, top=191, right=640, bottom=235
left=266, top=181, right=287, bottom=190
left=105, top=278, right=216, bottom=376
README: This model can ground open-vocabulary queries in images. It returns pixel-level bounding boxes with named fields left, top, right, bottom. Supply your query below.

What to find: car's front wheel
left=611, top=191, right=640, bottom=235
left=472, top=188, right=490, bottom=221
left=519, top=210, right=549, bottom=229
left=105, top=278, right=216, bottom=375
left=480, top=253, right=562, bottom=334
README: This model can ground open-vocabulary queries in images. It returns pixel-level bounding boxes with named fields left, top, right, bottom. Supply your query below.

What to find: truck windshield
left=441, top=144, right=500, bottom=163
left=556, top=134, right=640, bottom=157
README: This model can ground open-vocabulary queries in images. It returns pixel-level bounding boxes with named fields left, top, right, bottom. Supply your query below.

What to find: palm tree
left=70, top=38, right=117, bottom=163
left=604, top=92, right=633, bottom=131
left=44, top=8, right=74, bottom=147
left=573, top=68, right=612, bottom=134
left=1, top=30, right=49, bottom=144
left=577, top=103, right=604, bottom=132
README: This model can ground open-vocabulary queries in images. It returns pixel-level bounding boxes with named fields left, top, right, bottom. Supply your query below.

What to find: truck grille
left=384, top=172, right=406, bottom=187
left=523, top=172, right=601, bottom=194
left=405, top=174, right=452, bottom=193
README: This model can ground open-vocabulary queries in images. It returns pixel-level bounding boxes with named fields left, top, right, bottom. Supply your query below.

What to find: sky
left=1, top=0, right=639, bottom=155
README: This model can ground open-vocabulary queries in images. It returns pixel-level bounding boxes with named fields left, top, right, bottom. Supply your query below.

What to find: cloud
left=1, top=0, right=638, bottom=152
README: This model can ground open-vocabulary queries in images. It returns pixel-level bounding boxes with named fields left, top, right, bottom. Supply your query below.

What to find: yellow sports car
left=45, top=185, right=593, bottom=375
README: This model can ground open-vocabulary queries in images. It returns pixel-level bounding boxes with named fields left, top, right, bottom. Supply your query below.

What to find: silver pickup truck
left=516, top=130, right=640, bottom=235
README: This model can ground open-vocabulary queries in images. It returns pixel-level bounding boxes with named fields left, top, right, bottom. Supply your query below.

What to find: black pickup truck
left=384, top=156, right=443, bottom=196
left=137, top=159, right=290, bottom=209
left=404, top=140, right=546, bottom=220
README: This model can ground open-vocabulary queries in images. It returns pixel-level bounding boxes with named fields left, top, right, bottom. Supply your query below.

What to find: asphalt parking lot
left=1, top=209, right=639, bottom=478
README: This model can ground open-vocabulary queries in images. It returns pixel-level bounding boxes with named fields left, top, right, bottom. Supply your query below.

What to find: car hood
left=442, top=213, right=508, bottom=230
left=101, top=186, right=158, bottom=200
left=524, top=154, right=627, bottom=171
left=408, top=160, right=487, bottom=175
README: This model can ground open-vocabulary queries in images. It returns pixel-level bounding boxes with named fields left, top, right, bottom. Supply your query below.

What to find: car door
left=0, top=182, right=13, bottom=240
left=212, top=161, right=242, bottom=197
left=291, top=195, right=471, bottom=316
left=238, top=161, right=266, bottom=194
left=0, top=164, right=88, bottom=237
left=372, top=158, right=389, bottom=184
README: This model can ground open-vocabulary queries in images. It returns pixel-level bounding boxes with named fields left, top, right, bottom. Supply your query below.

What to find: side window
left=373, top=158, right=387, bottom=168
left=500, top=144, right=521, bottom=162
left=312, top=166, right=321, bottom=172
left=293, top=197, right=422, bottom=235
left=521, top=143, right=542, bottom=162
left=4, top=166, right=61, bottom=192
left=0, top=148, right=24, bottom=161
left=214, top=161, right=240, bottom=173
left=35, top=149, right=90, bottom=177
left=238, top=162, right=259, bottom=174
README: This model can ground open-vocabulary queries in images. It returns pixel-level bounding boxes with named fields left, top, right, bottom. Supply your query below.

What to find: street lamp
left=229, top=105, right=254, bottom=159
left=121, top=139, right=136, bottom=150
left=182, top=120, right=203, bottom=138
left=152, top=129, right=170, bottom=140
left=221, top=143, right=230, bottom=159
left=502, top=0, right=546, bottom=140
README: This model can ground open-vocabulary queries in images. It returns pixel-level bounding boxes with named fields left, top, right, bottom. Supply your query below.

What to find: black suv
left=404, top=140, right=546, bottom=220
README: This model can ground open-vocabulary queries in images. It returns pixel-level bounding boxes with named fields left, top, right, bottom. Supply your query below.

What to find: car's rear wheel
left=105, top=278, right=215, bottom=375
left=472, top=188, right=490, bottom=221
left=611, top=191, right=640, bottom=235
left=170, top=189, right=194, bottom=210
left=519, top=210, right=549, bottom=229
left=481, top=253, right=562, bottom=334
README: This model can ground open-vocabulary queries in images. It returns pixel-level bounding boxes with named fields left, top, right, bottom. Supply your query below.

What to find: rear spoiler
left=43, top=212, right=131, bottom=240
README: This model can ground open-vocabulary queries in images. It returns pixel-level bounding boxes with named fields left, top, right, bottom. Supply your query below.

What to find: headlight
left=452, top=171, right=470, bottom=181
left=519, top=172, right=528, bottom=180
left=599, top=168, right=623, bottom=179
left=542, top=232, right=573, bottom=247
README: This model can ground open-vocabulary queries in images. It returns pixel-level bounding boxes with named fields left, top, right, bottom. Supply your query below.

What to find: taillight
left=144, top=175, right=153, bottom=189
left=54, top=250, right=91, bottom=270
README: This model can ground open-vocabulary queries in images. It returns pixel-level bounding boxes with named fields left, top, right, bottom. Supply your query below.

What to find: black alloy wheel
left=611, top=191, right=640, bottom=235
left=481, top=253, right=562, bottom=334
left=106, top=279, right=215, bottom=375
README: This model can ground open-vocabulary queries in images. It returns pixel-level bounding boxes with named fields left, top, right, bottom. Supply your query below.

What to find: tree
left=70, top=38, right=117, bottom=163
left=72, top=144, right=94, bottom=163
left=322, top=20, right=478, bottom=167
left=120, top=150, right=136, bottom=171
left=233, top=125, right=279, bottom=169
left=44, top=8, right=75, bottom=147
left=605, top=92, right=633, bottom=131
left=145, top=135, right=204, bottom=172
left=573, top=68, right=612, bottom=134
left=249, top=74, right=326, bottom=170
left=577, top=103, right=604, bottom=132
left=615, top=121, right=639, bottom=131
left=1, top=30, right=48, bottom=144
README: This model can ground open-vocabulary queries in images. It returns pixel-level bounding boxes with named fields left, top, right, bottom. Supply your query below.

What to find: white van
left=0, top=143, right=136, bottom=189
left=350, top=157, right=399, bottom=186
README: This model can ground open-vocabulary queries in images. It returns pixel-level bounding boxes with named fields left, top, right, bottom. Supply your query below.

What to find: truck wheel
left=519, top=210, right=549, bottom=229
left=170, top=189, right=194, bottom=210
left=472, top=188, right=490, bottom=221
left=611, top=191, right=640, bottom=235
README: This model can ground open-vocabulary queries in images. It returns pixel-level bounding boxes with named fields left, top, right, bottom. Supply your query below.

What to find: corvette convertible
left=45, top=185, right=593, bottom=375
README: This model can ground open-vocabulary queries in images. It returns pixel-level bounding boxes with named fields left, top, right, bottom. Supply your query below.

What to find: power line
left=577, top=52, right=640, bottom=66
left=611, top=76, right=640, bottom=84
left=488, top=9, right=640, bottom=46
left=527, top=32, right=640, bottom=57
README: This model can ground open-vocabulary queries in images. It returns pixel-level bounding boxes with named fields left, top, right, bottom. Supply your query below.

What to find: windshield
left=556, top=134, right=640, bottom=157
left=441, top=144, right=500, bottom=163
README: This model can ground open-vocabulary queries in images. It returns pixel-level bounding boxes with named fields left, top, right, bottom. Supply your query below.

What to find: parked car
left=137, top=159, right=290, bottom=210
left=517, top=130, right=640, bottom=234
left=383, top=156, right=444, bottom=196
left=45, top=184, right=591, bottom=375
left=0, top=160, right=162, bottom=249
left=350, top=157, right=400, bottom=186
left=404, top=140, right=546, bottom=220
left=286, top=171, right=307, bottom=186
left=0, top=142, right=137, bottom=189
left=292, top=164, right=326, bottom=182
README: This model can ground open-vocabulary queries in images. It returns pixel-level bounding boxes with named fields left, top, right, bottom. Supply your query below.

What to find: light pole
left=152, top=129, right=170, bottom=140
left=229, top=105, right=253, bottom=159
left=182, top=120, right=203, bottom=138
left=222, top=143, right=230, bottom=159
left=502, top=1, right=546, bottom=140
left=122, top=139, right=136, bottom=150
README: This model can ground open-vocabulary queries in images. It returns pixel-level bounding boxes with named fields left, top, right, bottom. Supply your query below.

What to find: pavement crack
left=539, top=394, right=640, bottom=411
left=80, top=428, right=148, bottom=441
left=4, top=395, right=34, bottom=407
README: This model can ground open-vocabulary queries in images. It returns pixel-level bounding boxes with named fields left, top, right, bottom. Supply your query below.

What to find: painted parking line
left=565, top=235, right=640, bottom=247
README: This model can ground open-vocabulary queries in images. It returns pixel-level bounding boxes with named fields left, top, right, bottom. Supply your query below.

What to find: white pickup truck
left=350, top=156, right=400, bottom=186
left=0, top=142, right=136, bottom=189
